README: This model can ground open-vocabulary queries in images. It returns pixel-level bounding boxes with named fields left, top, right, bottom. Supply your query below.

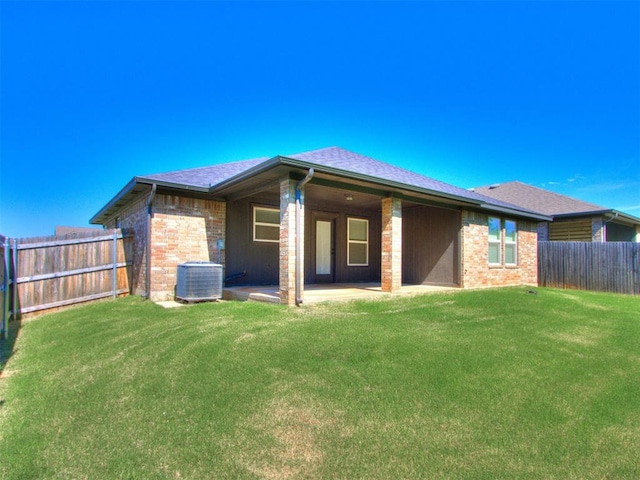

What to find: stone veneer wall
left=105, top=195, right=149, bottom=297
left=149, top=195, right=226, bottom=301
left=461, top=210, right=538, bottom=289
left=592, top=216, right=604, bottom=242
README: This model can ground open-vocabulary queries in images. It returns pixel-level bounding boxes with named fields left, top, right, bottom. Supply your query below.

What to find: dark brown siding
left=607, top=222, right=636, bottom=242
left=402, top=205, right=460, bottom=286
left=304, top=208, right=382, bottom=284
left=227, top=190, right=382, bottom=286
left=226, top=193, right=280, bottom=286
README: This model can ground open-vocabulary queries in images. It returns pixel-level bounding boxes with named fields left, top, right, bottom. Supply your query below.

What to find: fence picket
left=538, top=241, right=640, bottom=295
left=0, top=229, right=133, bottom=319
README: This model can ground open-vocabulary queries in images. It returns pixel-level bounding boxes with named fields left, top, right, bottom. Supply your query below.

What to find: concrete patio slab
left=223, top=283, right=458, bottom=304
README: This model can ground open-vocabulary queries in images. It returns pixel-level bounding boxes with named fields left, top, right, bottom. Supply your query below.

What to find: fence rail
left=538, top=241, right=640, bottom=295
left=1, top=229, right=133, bottom=335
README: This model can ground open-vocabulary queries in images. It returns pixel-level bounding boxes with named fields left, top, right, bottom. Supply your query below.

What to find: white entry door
left=316, top=220, right=332, bottom=275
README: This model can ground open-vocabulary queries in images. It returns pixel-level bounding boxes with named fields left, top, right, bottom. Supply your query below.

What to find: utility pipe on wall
left=146, top=183, right=157, bottom=299
left=295, top=169, right=314, bottom=306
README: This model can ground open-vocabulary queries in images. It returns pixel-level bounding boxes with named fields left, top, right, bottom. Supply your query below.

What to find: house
left=472, top=181, right=640, bottom=243
left=90, top=147, right=550, bottom=304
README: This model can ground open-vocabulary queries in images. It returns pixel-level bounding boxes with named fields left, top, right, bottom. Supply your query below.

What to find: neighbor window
left=504, top=220, right=517, bottom=265
left=347, top=218, right=369, bottom=266
left=253, top=206, right=280, bottom=243
left=488, top=216, right=501, bottom=264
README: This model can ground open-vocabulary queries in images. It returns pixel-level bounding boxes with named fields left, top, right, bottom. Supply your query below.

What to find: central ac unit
left=176, top=262, right=223, bottom=302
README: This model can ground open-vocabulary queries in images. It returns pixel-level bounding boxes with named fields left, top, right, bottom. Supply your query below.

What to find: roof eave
left=90, top=176, right=213, bottom=226
left=275, top=155, right=488, bottom=207
left=552, top=209, right=612, bottom=220
left=609, top=210, right=640, bottom=225
left=90, top=178, right=141, bottom=225
left=479, top=203, right=552, bottom=221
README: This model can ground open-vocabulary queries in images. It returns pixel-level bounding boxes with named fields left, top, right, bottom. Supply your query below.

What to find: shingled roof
left=142, top=156, right=269, bottom=188
left=92, top=147, right=550, bottom=225
left=283, top=147, right=497, bottom=202
left=472, top=181, right=607, bottom=216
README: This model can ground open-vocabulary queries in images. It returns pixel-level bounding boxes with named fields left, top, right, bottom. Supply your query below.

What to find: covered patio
left=223, top=282, right=458, bottom=304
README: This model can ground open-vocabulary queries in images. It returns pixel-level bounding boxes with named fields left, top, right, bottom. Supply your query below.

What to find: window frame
left=488, top=216, right=502, bottom=265
left=504, top=219, right=517, bottom=265
left=253, top=206, right=280, bottom=243
left=347, top=217, right=369, bottom=267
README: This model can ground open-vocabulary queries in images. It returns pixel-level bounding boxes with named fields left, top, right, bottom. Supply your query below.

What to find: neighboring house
left=91, top=147, right=550, bottom=304
left=472, top=181, right=640, bottom=243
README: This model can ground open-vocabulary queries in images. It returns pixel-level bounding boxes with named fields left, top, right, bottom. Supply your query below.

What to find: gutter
left=478, top=203, right=552, bottom=222
left=295, top=169, right=314, bottom=306
left=554, top=209, right=640, bottom=226
left=146, top=183, right=157, bottom=299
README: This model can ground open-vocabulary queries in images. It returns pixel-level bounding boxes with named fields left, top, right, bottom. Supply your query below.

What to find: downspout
left=295, top=169, right=314, bottom=306
left=146, top=183, right=157, bottom=299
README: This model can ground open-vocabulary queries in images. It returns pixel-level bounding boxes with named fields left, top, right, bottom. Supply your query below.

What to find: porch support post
left=381, top=196, right=402, bottom=293
left=279, top=178, right=297, bottom=305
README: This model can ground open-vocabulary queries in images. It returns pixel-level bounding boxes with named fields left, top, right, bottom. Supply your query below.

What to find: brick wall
left=149, top=195, right=226, bottom=301
left=105, top=195, right=148, bottom=296
left=461, top=210, right=537, bottom=288
left=381, top=197, right=402, bottom=292
left=279, top=179, right=297, bottom=305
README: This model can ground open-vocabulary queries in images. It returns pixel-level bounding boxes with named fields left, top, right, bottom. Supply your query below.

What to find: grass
left=0, top=287, right=639, bottom=479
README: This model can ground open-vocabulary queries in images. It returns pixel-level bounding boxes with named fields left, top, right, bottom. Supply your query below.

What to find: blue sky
left=1, top=0, right=639, bottom=238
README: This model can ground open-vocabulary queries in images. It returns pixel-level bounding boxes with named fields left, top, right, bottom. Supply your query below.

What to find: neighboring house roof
left=473, top=181, right=640, bottom=225
left=91, top=147, right=550, bottom=225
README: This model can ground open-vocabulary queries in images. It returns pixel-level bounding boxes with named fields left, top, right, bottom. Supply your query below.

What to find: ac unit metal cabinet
left=176, top=262, right=223, bottom=302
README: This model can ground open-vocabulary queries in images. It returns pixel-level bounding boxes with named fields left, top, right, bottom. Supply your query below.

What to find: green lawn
left=1, top=287, right=639, bottom=479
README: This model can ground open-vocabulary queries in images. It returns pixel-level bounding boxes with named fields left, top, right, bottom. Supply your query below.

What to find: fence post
left=113, top=230, right=118, bottom=299
left=12, top=239, right=18, bottom=320
left=2, top=237, right=9, bottom=339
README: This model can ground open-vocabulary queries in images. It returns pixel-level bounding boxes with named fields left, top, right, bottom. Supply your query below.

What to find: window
left=488, top=217, right=518, bottom=266
left=488, top=216, right=501, bottom=264
left=253, top=206, right=279, bottom=242
left=347, top=218, right=369, bottom=266
left=504, top=220, right=517, bottom=265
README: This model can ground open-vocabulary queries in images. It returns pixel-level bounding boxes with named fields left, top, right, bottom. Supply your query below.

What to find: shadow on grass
left=0, top=319, right=20, bottom=378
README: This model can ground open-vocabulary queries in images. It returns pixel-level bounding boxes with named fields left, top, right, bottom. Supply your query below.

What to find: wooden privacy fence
left=1, top=229, right=133, bottom=333
left=538, top=241, right=640, bottom=295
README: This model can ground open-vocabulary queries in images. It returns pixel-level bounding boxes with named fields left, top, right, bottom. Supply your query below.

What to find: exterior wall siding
left=225, top=194, right=280, bottom=286
left=461, top=210, right=537, bottom=288
left=537, top=221, right=549, bottom=242
left=402, top=205, right=460, bottom=286
left=149, top=195, right=226, bottom=301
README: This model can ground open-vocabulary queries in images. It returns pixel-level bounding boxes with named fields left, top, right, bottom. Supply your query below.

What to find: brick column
left=279, top=179, right=297, bottom=305
left=381, top=197, right=402, bottom=293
